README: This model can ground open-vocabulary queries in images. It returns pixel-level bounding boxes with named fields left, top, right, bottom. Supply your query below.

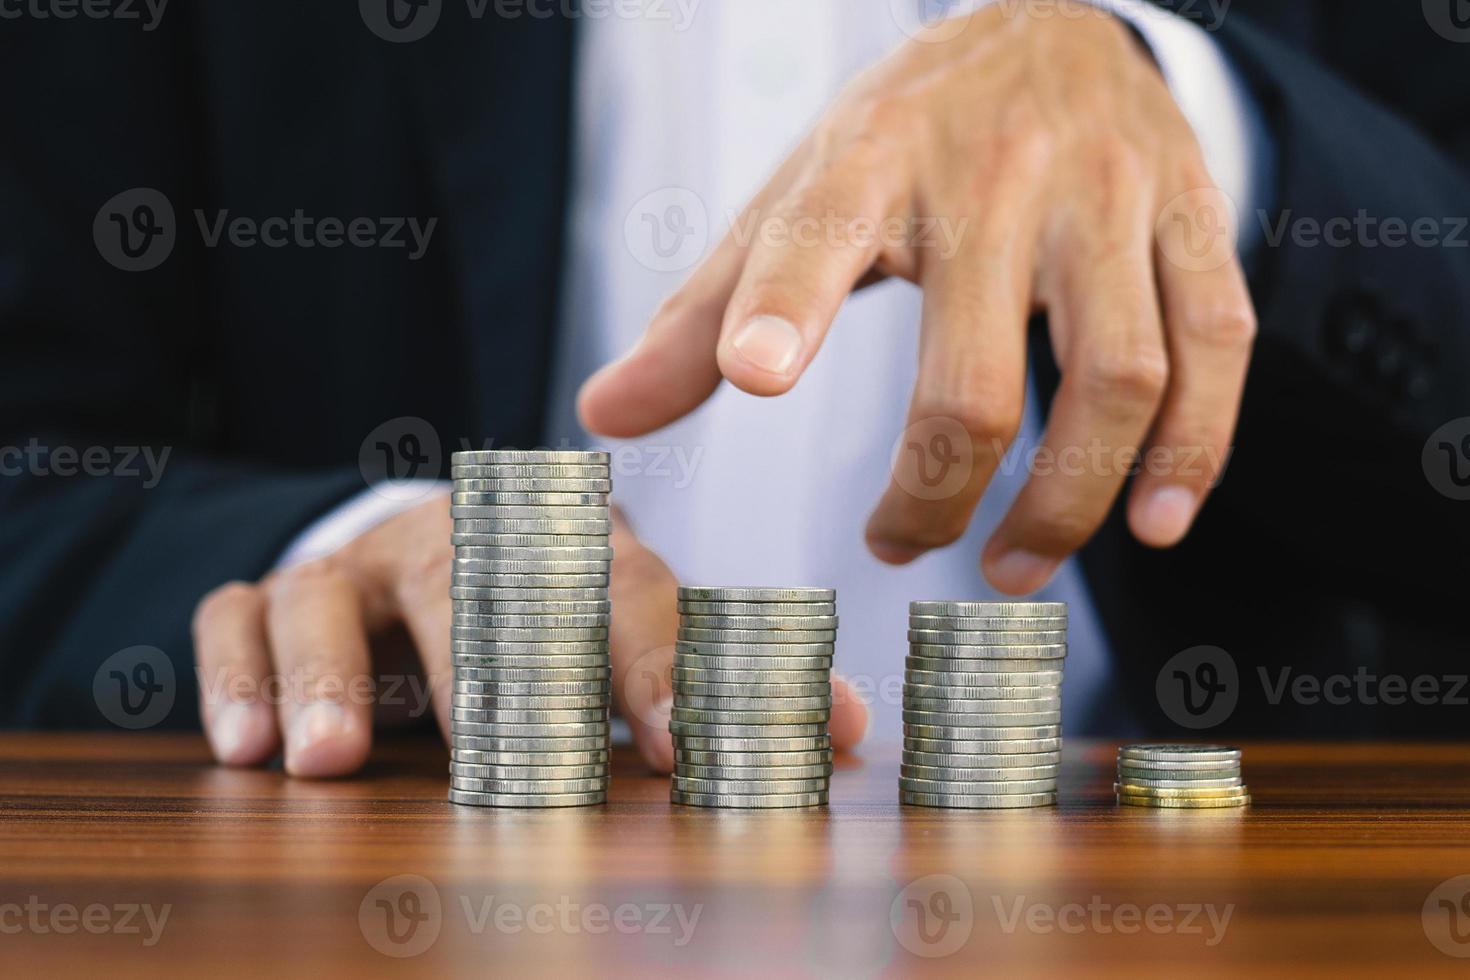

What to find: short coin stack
left=448, top=449, right=613, bottom=808
left=900, top=600, right=1068, bottom=808
left=670, top=587, right=838, bottom=809
left=1115, top=744, right=1250, bottom=808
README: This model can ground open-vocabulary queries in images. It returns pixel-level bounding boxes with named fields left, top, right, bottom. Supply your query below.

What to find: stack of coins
left=447, top=449, right=613, bottom=808
left=670, top=587, right=838, bottom=809
left=1115, top=744, right=1250, bottom=808
left=900, top=600, right=1068, bottom=809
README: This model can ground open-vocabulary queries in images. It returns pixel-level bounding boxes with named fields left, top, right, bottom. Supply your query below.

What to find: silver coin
left=676, top=640, right=835, bottom=657
left=670, top=789, right=827, bottom=809
left=450, top=639, right=608, bottom=655
left=1118, top=744, right=1241, bottom=763
left=900, top=777, right=1056, bottom=796
left=909, top=601, right=1067, bottom=618
left=451, top=775, right=607, bottom=794
left=453, top=559, right=611, bottom=575
left=450, top=505, right=609, bottom=522
left=1116, top=775, right=1244, bottom=789
left=452, top=518, right=611, bottom=535
left=671, top=707, right=830, bottom=725
left=452, top=626, right=609, bottom=643
left=452, top=659, right=610, bottom=674
left=902, top=750, right=1061, bottom=769
left=900, top=764, right=1058, bottom=782
left=448, top=788, right=606, bottom=808
left=908, top=645, right=1068, bottom=661
left=454, top=679, right=610, bottom=695
left=902, top=696, right=1062, bottom=715
left=669, top=720, right=827, bottom=738
left=903, top=736, right=1062, bottom=755
left=908, top=629, right=1067, bottom=646
left=672, top=775, right=829, bottom=795
left=453, top=574, right=609, bottom=590
left=908, top=615, right=1068, bottom=631
left=1116, top=765, right=1241, bottom=781
left=678, top=587, right=835, bottom=603
left=676, top=763, right=832, bottom=781
left=450, top=491, right=610, bottom=507
left=449, top=479, right=613, bottom=495
left=905, top=656, right=1062, bottom=673
left=453, top=449, right=609, bottom=464
left=679, top=628, right=836, bottom=644
left=450, top=761, right=606, bottom=781
left=454, top=545, right=614, bottom=560
left=675, top=693, right=831, bottom=711
left=671, top=667, right=830, bottom=685
left=451, top=734, right=607, bottom=753
left=451, top=601, right=611, bottom=617
left=679, top=614, right=839, bottom=631
left=903, top=723, right=1061, bottom=741
left=453, top=721, right=610, bottom=737
left=452, top=693, right=608, bottom=710
left=1114, top=783, right=1251, bottom=800
left=899, top=790, right=1056, bottom=809
left=1115, top=794, right=1251, bottom=809
left=452, top=612, right=611, bottom=628
left=452, top=532, right=611, bottom=547
left=903, top=684, right=1062, bottom=701
left=903, top=711, right=1061, bottom=728
left=678, top=601, right=837, bottom=617
left=450, top=707, right=607, bottom=725
left=450, top=586, right=607, bottom=600
left=673, top=681, right=830, bottom=699
left=905, top=669, right=1064, bottom=687
left=673, top=735, right=831, bottom=753
left=673, top=654, right=833, bottom=672
left=452, top=748, right=609, bottom=767
left=674, top=749, right=833, bottom=768
left=450, top=463, right=609, bottom=478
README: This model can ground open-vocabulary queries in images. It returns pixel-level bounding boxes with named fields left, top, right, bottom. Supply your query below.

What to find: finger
left=1130, top=182, right=1256, bottom=546
left=984, top=168, right=1170, bottom=594
left=192, top=581, right=279, bottom=767
left=264, top=559, right=375, bottom=778
left=578, top=135, right=823, bottom=437
left=828, top=673, right=870, bottom=750
left=606, top=515, right=678, bottom=773
left=714, top=149, right=901, bottom=396
left=864, top=163, right=1042, bottom=563
left=393, top=543, right=454, bottom=740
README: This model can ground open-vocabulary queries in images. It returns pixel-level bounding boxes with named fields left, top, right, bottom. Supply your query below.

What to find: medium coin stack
left=670, top=586, right=838, bottom=809
left=900, top=600, right=1068, bottom=809
left=448, top=449, right=613, bottom=808
left=1115, top=744, right=1250, bottom=808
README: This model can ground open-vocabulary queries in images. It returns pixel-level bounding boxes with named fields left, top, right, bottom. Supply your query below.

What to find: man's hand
left=577, top=4, right=1256, bottom=594
left=192, top=496, right=868, bottom=777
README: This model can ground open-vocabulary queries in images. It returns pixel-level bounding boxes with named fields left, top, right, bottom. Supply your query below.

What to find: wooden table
left=3, top=735, right=1469, bottom=978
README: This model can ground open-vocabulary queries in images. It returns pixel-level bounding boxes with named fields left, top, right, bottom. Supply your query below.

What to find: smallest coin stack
left=670, top=586, right=838, bottom=809
left=1115, top=744, right=1250, bottom=808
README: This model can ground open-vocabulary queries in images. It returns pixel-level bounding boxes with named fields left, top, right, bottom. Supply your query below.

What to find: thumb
left=608, top=513, right=677, bottom=773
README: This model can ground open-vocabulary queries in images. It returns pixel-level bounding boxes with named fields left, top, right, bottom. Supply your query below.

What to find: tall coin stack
left=1115, top=744, right=1250, bottom=808
left=448, top=449, right=613, bottom=808
left=900, top=600, right=1068, bottom=808
left=670, top=587, right=838, bottom=809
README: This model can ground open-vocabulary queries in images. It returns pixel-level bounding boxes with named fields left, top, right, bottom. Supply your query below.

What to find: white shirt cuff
left=276, top=481, right=451, bottom=569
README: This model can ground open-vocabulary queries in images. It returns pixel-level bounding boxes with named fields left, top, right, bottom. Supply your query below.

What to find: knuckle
left=1177, top=304, right=1258, bottom=350
left=397, top=544, right=451, bottom=603
left=1037, top=509, right=1100, bottom=552
left=916, top=390, right=1022, bottom=447
left=997, top=99, right=1056, bottom=169
left=1089, top=133, right=1147, bottom=188
left=267, top=557, right=342, bottom=602
left=193, top=581, right=258, bottom=635
left=1081, top=344, right=1170, bottom=406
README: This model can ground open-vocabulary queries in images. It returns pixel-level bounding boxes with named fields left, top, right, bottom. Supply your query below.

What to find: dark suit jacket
left=1, top=1, right=1466, bottom=735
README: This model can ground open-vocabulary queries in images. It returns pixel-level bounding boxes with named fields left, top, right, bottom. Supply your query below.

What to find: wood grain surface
left=2, top=735, right=1470, bottom=978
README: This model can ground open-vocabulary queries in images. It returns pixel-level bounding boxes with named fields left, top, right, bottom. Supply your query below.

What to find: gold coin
left=1114, top=783, right=1250, bottom=800
left=1116, top=793, right=1251, bottom=809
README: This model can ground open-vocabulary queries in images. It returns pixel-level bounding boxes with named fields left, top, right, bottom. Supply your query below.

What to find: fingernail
left=987, top=550, right=1059, bottom=595
left=730, top=315, right=802, bottom=376
left=208, top=701, right=267, bottom=766
left=285, top=702, right=361, bottom=778
left=1138, top=486, right=1198, bottom=546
